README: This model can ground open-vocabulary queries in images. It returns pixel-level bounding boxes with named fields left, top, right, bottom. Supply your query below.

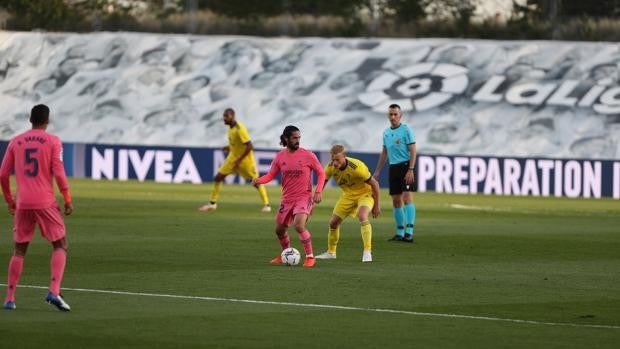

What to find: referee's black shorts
left=388, top=161, right=417, bottom=195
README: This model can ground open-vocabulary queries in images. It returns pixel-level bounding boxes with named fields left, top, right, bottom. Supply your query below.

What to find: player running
left=199, top=108, right=271, bottom=213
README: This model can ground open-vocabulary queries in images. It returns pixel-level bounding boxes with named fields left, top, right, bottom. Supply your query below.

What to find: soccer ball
left=281, top=247, right=301, bottom=266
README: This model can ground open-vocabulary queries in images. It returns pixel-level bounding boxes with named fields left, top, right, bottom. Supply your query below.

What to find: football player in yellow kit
left=316, top=145, right=380, bottom=262
left=199, top=108, right=270, bottom=213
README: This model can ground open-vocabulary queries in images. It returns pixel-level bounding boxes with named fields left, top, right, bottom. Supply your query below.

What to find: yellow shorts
left=332, top=193, right=374, bottom=219
left=218, top=157, right=258, bottom=180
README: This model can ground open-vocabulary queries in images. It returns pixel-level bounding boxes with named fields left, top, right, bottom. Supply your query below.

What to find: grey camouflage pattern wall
left=0, top=32, right=618, bottom=159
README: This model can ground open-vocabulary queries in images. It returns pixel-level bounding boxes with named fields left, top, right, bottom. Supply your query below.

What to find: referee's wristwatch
left=408, top=166, right=415, bottom=171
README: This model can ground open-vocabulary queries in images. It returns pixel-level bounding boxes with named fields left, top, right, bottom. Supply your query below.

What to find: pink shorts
left=276, top=196, right=314, bottom=226
left=14, top=205, right=66, bottom=243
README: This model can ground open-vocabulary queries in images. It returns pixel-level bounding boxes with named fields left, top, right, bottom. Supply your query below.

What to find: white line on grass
left=450, top=204, right=514, bottom=212
left=4, top=283, right=619, bottom=330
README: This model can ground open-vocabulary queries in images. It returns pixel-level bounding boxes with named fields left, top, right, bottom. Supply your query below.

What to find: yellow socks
left=361, top=220, right=372, bottom=251
left=210, top=181, right=222, bottom=203
left=327, top=227, right=340, bottom=254
left=257, top=184, right=269, bottom=206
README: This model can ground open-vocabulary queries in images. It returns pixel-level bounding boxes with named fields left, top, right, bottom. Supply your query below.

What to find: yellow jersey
left=325, top=157, right=373, bottom=197
left=227, top=121, right=253, bottom=160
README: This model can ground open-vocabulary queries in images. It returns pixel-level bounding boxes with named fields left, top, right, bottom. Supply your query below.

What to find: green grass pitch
left=0, top=178, right=619, bottom=348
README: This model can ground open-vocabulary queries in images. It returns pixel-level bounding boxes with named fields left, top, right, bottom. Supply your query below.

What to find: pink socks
left=298, top=230, right=314, bottom=258
left=49, top=248, right=66, bottom=296
left=5, top=255, right=24, bottom=302
left=278, top=233, right=291, bottom=250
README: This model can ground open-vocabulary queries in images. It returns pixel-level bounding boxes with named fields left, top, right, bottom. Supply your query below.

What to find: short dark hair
left=388, top=104, right=401, bottom=110
left=30, top=104, right=50, bottom=126
left=280, top=125, right=300, bottom=147
left=223, top=108, right=235, bottom=116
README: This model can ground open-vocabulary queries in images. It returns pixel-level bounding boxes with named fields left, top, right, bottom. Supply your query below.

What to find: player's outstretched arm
left=254, top=159, right=280, bottom=185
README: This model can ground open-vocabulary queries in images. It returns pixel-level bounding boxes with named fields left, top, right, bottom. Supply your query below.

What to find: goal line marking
left=4, top=283, right=619, bottom=330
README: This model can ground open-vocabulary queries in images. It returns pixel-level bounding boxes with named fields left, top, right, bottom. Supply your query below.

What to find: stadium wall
left=1, top=32, right=619, bottom=198
left=2, top=141, right=617, bottom=199
left=0, top=32, right=619, bottom=160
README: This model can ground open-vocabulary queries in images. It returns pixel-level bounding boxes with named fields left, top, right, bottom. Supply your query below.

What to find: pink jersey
left=256, top=147, right=325, bottom=202
left=0, top=129, right=70, bottom=209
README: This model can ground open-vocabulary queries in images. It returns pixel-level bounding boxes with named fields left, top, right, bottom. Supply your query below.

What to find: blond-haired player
left=315, top=145, right=380, bottom=262
left=199, top=108, right=270, bottom=213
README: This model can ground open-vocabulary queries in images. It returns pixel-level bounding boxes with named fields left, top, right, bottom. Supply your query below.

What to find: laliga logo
left=358, top=62, right=468, bottom=112
left=358, top=61, right=620, bottom=114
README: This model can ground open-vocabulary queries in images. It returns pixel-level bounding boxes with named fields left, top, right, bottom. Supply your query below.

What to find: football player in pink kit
left=0, top=104, right=73, bottom=311
left=253, top=125, right=325, bottom=268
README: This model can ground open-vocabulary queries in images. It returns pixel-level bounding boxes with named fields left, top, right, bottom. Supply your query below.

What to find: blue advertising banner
left=1, top=141, right=618, bottom=199
left=416, top=155, right=620, bottom=199
left=85, top=143, right=280, bottom=185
